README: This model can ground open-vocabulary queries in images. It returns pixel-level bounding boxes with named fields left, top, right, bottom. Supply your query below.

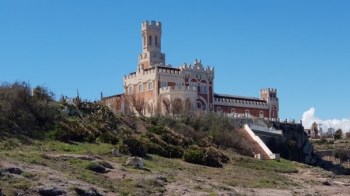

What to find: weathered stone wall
left=270, top=122, right=316, bottom=164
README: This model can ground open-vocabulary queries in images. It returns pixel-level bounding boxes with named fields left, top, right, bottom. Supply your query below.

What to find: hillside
left=1, top=138, right=350, bottom=195
left=1, top=82, right=350, bottom=195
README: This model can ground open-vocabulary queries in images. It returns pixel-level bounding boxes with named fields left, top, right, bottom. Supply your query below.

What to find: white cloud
left=302, top=107, right=350, bottom=132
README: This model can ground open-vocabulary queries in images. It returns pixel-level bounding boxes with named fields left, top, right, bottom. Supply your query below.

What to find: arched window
left=245, top=109, right=250, bottom=117
left=155, top=36, right=158, bottom=46
left=143, top=35, right=146, bottom=46
left=231, top=108, right=235, bottom=113
left=149, top=36, right=152, bottom=45
left=217, top=107, right=222, bottom=112
left=197, top=102, right=202, bottom=109
left=201, top=86, right=207, bottom=93
left=138, top=84, right=143, bottom=93
left=148, top=81, right=153, bottom=90
left=128, top=86, right=133, bottom=94
left=259, top=110, right=264, bottom=118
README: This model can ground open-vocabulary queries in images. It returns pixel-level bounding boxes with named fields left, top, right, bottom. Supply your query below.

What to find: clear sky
left=1, top=0, right=349, bottom=124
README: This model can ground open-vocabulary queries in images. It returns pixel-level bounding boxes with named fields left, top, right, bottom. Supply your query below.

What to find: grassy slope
left=0, top=136, right=300, bottom=195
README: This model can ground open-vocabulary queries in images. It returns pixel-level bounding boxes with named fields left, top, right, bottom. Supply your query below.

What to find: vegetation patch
left=183, top=146, right=229, bottom=167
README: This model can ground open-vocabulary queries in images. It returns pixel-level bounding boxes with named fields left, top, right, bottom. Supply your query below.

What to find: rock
left=75, top=187, right=102, bottom=196
left=323, top=181, right=332, bottom=186
left=98, top=161, right=113, bottom=169
left=305, top=155, right=313, bottom=164
left=38, top=187, right=65, bottom=196
left=0, top=188, right=3, bottom=196
left=125, top=156, right=144, bottom=168
left=86, top=163, right=106, bottom=173
left=156, top=176, right=168, bottom=182
left=303, top=142, right=313, bottom=155
left=112, top=148, right=121, bottom=157
left=5, top=167, right=22, bottom=175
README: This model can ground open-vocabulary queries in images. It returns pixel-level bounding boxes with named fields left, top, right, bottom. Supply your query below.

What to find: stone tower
left=260, top=88, right=279, bottom=119
left=139, top=21, right=166, bottom=69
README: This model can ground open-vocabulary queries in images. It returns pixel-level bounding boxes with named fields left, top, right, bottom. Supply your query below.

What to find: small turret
left=260, top=88, right=279, bottom=119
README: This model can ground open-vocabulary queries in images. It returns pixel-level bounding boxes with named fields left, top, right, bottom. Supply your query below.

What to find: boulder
left=75, top=187, right=102, bottom=196
left=0, top=167, right=23, bottom=176
left=303, top=142, right=313, bottom=155
left=111, top=148, right=121, bottom=157
left=37, top=187, right=65, bottom=196
left=86, top=163, right=106, bottom=173
left=304, top=155, right=313, bottom=164
left=4, top=167, right=22, bottom=175
left=125, top=157, right=144, bottom=168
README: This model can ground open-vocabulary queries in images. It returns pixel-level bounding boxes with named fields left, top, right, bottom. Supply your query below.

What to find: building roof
left=101, top=93, right=124, bottom=100
left=214, top=93, right=265, bottom=102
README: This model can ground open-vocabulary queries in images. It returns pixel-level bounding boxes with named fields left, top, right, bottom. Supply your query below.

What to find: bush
left=122, top=137, right=148, bottom=157
left=85, top=162, right=106, bottom=173
left=183, top=146, right=229, bottom=167
left=0, top=82, right=59, bottom=136
left=0, top=138, right=21, bottom=150
left=183, top=146, right=204, bottom=165
left=333, top=149, right=349, bottom=162
left=142, top=134, right=184, bottom=158
left=98, top=132, right=119, bottom=145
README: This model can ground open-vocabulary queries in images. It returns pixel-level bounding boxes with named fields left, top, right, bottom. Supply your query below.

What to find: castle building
left=102, top=21, right=279, bottom=119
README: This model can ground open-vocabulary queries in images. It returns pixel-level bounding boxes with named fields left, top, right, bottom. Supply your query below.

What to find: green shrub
left=333, top=149, right=349, bottom=162
left=147, top=126, right=164, bottom=135
left=1, top=138, right=21, bottom=150
left=122, top=137, right=148, bottom=157
left=98, top=132, right=119, bottom=145
left=85, top=162, right=106, bottom=173
left=142, top=130, right=185, bottom=158
left=183, top=146, right=204, bottom=165
left=183, top=146, right=229, bottom=167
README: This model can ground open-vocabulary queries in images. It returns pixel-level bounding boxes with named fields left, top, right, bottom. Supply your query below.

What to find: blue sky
left=1, top=0, right=349, bottom=122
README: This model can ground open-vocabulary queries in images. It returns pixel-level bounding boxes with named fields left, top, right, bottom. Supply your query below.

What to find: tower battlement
left=142, top=20, right=162, bottom=30
left=260, top=88, right=277, bottom=93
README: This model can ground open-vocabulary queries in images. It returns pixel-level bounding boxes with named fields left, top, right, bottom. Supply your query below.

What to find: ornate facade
left=102, top=21, right=279, bottom=120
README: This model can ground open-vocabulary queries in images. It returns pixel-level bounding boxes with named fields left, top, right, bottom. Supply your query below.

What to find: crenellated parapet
left=260, top=88, right=277, bottom=94
left=157, top=67, right=181, bottom=75
left=141, top=20, right=162, bottom=31
left=124, top=72, right=137, bottom=80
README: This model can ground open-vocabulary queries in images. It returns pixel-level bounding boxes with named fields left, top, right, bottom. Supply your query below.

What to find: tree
left=334, top=129, right=343, bottom=140
left=171, top=98, right=183, bottom=117
left=162, top=97, right=171, bottom=115
left=311, top=122, right=319, bottom=138
left=127, top=94, right=145, bottom=116
left=346, top=132, right=350, bottom=139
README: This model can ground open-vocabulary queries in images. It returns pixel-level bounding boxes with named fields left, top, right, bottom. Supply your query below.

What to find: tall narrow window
left=245, top=110, right=250, bottom=117
left=149, top=36, right=152, bottom=45
left=259, top=111, right=264, bottom=118
left=128, top=86, right=133, bottom=94
left=155, top=36, right=158, bottom=46
left=148, top=81, right=153, bottom=90
left=143, top=35, right=146, bottom=46
left=138, top=84, right=143, bottom=93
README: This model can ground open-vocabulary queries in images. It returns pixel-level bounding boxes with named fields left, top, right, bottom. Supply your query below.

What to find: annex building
left=102, top=21, right=279, bottom=120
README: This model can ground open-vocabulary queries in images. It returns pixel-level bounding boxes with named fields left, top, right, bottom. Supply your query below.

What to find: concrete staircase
left=239, top=124, right=278, bottom=160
